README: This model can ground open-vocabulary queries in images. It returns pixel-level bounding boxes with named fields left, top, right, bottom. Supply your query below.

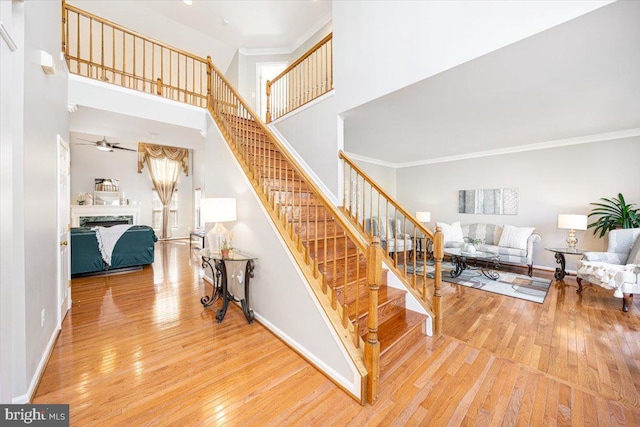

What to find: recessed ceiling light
left=183, top=0, right=192, bottom=5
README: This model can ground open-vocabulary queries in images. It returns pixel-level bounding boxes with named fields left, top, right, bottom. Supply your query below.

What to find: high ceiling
left=343, top=1, right=640, bottom=166
left=68, top=0, right=332, bottom=71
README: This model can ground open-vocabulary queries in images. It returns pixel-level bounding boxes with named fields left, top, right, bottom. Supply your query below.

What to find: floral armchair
left=577, top=228, right=640, bottom=312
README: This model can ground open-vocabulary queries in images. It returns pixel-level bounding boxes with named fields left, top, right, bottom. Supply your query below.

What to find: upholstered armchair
left=576, top=228, right=640, bottom=312
left=366, top=216, right=413, bottom=256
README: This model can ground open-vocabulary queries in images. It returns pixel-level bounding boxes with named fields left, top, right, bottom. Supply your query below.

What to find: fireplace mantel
left=71, top=205, right=141, bottom=227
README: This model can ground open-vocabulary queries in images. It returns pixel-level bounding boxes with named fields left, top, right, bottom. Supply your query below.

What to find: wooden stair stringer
left=207, top=106, right=369, bottom=402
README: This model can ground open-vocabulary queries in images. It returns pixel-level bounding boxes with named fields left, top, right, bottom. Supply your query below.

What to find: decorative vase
left=221, top=249, right=230, bottom=258
left=462, top=242, right=476, bottom=253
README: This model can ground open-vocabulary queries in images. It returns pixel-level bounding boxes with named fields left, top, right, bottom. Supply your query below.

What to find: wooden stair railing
left=266, top=33, right=332, bottom=123
left=62, top=4, right=442, bottom=404
left=206, top=58, right=387, bottom=403
left=339, top=151, right=445, bottom=334
left=63, top=0, right=208, bottom=108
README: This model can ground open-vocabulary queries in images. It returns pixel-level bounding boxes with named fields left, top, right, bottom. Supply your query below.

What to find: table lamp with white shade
left=416, top=211, right=431, bottom=224
left=558, top=214, right=587, bottom=251
left=201, top=198, right=237, bottom=253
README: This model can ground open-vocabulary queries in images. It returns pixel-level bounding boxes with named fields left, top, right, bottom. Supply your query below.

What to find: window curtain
left=138, top=143, right=189, bottom=239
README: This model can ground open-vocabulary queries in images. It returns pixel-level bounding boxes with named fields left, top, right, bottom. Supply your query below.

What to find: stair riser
left=357, top=296, right=406, bottom=336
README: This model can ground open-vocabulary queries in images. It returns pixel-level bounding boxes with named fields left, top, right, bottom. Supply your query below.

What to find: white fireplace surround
left=71, top=205, right=141, bottom=227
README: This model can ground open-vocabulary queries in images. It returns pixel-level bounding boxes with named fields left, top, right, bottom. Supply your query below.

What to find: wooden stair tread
left=375, top=309, right=427, bottom=355
left=220, top=113, right=431, bottom=396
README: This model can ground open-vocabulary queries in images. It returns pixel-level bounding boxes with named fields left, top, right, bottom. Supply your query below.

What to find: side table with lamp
left=546, top=214, right=588, bottom=280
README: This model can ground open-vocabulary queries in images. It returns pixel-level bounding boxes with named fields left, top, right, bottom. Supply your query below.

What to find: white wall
left=271, top=93, right=340, bottom=199
left=0, top=0, right=26, bottom=404
left=202, top=121, right=362, bottom=398
left=396, top=137, right=640, bottom=272
left=67, top=0, right=237, bottom=72
left=70, top=145, right=194, bottom=238
left=225, top=50, right=240, bottom=88
left=0, top=0, right=70, bottom=403
left=290, top=21, right=332, bottom=63
left=353, top=160, right=398, bottom=200
left=237, top=52, right=289, bottom=112
left=333, top=0, right=613, bottom=114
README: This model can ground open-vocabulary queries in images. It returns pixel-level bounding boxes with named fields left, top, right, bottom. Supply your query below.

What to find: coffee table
left=445, top=248, right=501, bottom=280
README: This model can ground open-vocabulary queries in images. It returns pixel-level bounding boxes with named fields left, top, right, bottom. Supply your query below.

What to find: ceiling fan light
left=96, top=141, right=112, bottom=152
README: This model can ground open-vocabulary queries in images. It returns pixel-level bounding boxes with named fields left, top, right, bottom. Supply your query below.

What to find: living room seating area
left=577, top=227, right=640, bottom=311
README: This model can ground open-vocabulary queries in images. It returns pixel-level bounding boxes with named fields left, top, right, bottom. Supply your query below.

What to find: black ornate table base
left=449, top=254, right=500, bottom=280
left=553, top=252, right=567, bottom=280
left=201, top=254, right=256, bottom=324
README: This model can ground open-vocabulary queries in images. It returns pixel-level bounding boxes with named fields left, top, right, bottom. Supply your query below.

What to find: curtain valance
left=138, top=142, right=189, bottom=176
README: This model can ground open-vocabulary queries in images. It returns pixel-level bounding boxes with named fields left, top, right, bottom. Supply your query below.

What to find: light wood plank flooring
left=34, top=240, right=640, bottom=425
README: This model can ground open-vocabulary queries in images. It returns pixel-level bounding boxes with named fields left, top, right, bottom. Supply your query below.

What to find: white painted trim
left=209, top=116, right=363, bottom=399
left=12, top=326, right=60, bottom=404
left=0, top=21, right=18, bottom=52
left=268, top=122, right=339, bottom=205
left=239, top=46, right=290, bottom=56
left=347, top=128, right=640, bottom=169
left=400, top=128, right=640, bottom=168
left=342, top=151, right=399, bottom=169
left=269, top=89, right=335, bottom=126
left=254, top=312, right=361, bottom=398
left=238, top=16, right=332, bottom=57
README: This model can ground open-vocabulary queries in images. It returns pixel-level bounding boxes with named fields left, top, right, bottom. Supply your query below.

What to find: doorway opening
left=256, top=62, right=287, bottom=122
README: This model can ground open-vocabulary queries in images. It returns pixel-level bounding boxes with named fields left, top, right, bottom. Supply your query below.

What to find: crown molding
left=239, top=16, right=332, bottom=57
left=0, top=21, right=18, bottom=52
left=342, top=151, right=399, bottom=169
left=397, top=128, right=640, bottom=168
left=346, top=128, right=640, bottom=169
left=238, top=46, right=291, bottom=56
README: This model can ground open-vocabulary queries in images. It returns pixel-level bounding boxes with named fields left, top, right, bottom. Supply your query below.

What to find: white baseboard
left=12, top=325, right=60, bottom=403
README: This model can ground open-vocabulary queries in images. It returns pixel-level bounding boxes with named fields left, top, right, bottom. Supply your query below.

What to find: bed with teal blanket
left=71, top=225, right=157, bottom=276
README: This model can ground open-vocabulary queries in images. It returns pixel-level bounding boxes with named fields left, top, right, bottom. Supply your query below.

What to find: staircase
left=214, top=112, right=430, bottom=394
left=62, top=3, right=444, bottom=404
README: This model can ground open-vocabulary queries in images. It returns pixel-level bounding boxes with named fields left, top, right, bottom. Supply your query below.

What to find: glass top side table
left=199, top=249, right=257, bottom=323
left=545, top=247, right=587, bottom=281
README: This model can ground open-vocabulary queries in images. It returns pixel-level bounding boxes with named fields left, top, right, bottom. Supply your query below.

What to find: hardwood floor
left=34, top=240, right=640, bottom=425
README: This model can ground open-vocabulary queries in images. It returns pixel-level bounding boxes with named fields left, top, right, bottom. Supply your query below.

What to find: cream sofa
left=439, top=222, right=541, bottom=276
left=577, top=228, right=640, bottom=312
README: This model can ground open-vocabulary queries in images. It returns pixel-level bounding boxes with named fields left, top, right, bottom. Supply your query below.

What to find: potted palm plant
left=588, top=193, right=640, bottom=238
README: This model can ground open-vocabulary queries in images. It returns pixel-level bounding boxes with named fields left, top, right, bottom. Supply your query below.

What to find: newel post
left=365, top=237, right=382, bottom=404
left=265, top=80, right=272, bottom=123
left=433, top=227, right=444, bottom=336
left=206, top=56, right=212, bottom=98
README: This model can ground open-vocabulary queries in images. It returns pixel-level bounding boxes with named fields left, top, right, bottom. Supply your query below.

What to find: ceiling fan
left=76, top=137, right=136, bottom=152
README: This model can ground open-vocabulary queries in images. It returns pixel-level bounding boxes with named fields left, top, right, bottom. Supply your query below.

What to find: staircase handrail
left=266, top=33, right=333, bottom=122
left=270, top=33, right=332, bottom=86
left=63, top=3, right=208, bottom=64
left=339, top=151, right=436, bottom=241
left=339, top=150, right=444, bottom=333
left=208, top=60, right=370, bottom=253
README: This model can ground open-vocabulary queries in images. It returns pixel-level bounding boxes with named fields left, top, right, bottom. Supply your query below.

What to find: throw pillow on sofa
left=498, top=224, right=535, bottom=250
left=436, top=221, right=464, bottom=243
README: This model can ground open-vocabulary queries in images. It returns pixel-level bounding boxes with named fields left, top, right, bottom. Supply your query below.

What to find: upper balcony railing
left=63, top=0, right=209, bottom=108
left=266, top=33, right=333, bottom=123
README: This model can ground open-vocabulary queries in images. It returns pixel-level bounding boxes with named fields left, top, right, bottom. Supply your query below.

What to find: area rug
left=404, top=262, right=551, bottom=304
